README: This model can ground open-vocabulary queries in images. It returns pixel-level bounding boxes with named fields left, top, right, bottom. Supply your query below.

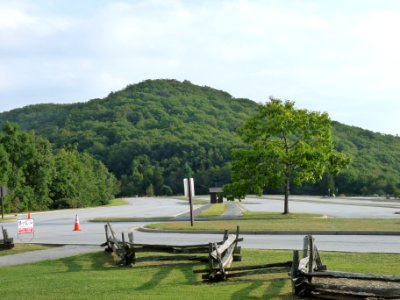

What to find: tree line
left=0, top=124, right=119, bottom=213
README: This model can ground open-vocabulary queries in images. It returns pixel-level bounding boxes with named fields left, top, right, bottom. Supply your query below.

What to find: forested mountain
left=0, top=79, right=399, bottom=197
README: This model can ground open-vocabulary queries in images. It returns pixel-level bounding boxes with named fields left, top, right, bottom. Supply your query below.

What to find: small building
left=209, top=187, right=223, bottom=203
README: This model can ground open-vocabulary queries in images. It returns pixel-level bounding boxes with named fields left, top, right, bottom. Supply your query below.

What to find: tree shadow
left=58, top=255, right=84, bottom=273
left=262, top=277, right=291, bottom=299
left=229, top=277, right=293, bottom=300
left=56, top=251, right=112, bottom=273
left=134, top=258, right=200, bottom=291
left=135, top=265, right=172, bottom=291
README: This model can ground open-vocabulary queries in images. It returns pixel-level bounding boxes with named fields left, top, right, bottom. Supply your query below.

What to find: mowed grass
left=103, top=198, right=128, bottom=207
left=197, top=203, right=227, bottom=217
left=0, top=243, right=52, bottom=257
left=92, top=216, right=174, bottom=222
left=0, top=249, right=399, bottom=300
left=242, top=211, right=321, bottom=219
left=147, top=214, right=400, bottom=232
left=0, top=217, right=16, bottom=223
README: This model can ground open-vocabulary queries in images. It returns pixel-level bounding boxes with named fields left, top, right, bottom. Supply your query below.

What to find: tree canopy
left=0, top=124, right=119, bottom=213
left=224, top=98, right=350, bottom=213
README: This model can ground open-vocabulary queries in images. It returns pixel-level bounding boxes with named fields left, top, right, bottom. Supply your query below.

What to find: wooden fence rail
left=203, top=226, right=242, bottom=281
left=101, top=223, right=242, bottom=267
left=194, top=226, right=292, bottom=282
left=291, top=235, right=400, bottom=299
left=0, top=226, right=14, bottom=250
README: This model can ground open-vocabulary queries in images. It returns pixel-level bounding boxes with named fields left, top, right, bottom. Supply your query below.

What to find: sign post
left=17, top=215, right=35, bottom=243
left=17, top=218, right=34, bottom=234
left=183, top=178, right=195, bottom=227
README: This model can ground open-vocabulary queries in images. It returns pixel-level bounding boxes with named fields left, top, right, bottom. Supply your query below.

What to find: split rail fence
left=101, top=224, right=400, bottom=296
left=102, top=223, right=292, bottom=282
left=0, top=226, right=14, bottom=250
left=291, top=235, right=400, bottom=299
left=194, top=226, right=291, bottom=281
left=101, top=223, right=243, bottom=267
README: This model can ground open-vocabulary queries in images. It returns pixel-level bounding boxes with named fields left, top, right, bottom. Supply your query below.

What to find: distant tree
left=0, top=145, right=10, bottom=185
left=0, top=123, right=54, bottom=211
left=224, top=98, right=350, bottom=214
left=50, top=148, right=119, bottom=208
left=145, top=183, right=154, bottom=197
left=0, top=123, right=118, bottom=212
left=183, top=162, right=193, bottom=178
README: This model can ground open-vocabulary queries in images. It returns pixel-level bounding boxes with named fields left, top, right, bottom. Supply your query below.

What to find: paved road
left=0, top=196, right=399, bottom=257
left=241, top=195, right=400, bottom=218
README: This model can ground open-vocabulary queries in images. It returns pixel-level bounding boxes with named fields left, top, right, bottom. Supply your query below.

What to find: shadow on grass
left=57, top=251, right=113, bottom=273
left=263, top=277, right=292, bottom=299
left=230, top=281, right=263, bottom=299
left=229, top=277, right=291, bottom=300
left=135, top=260, right=198, bottom=291
left=58, top=256, right=84, bottom=273
left=135, top=266, right=172, bottom=291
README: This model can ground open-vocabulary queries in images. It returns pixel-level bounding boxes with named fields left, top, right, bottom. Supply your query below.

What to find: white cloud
left=0, top=0, right=400, bottom=135
left=0, top=6, right=37, bottom=29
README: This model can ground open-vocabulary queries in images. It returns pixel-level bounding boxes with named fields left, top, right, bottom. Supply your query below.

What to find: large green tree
left=0, top=124, right=119, bottom=212
left=224, top=98, right=350, bottom=214
left=0, top=123, right=54, bottom=211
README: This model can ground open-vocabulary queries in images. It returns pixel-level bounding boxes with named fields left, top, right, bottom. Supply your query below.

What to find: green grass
left=197, top=203, right=227, bottom=218
left=241, top=211, right=321, bottom=219
left=0, top=217, right=16, bottom=223
left=146, top=216, right=400, bottom=232
left=178, top=198, right=210, bottom=205
left=0, top=243, right=52, bottom=256
left=91, top=216, right=173, bottom=222
left=103, top=198, right=128, bottom=207
left=0, top=249, right=398, bottom=299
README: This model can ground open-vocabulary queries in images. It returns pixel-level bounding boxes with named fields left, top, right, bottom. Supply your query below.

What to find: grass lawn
left=0, top=249, right=398, bottom=300
left=0, top=217, right=16, bottom=223
left=147, top=213, right=400, bottom=232
left=241, top=211, right=321, bottom=219
left=179, top=198, right=210, bottom=205
left=91, top=216, right=174, bottom=222
left=0, top=243, right=52, bottom=257
left=103, top=198, right=129, bottom=207
left=197, top=203, right=227, bottom=218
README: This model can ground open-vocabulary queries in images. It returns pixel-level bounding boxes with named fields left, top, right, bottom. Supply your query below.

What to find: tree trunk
left=283, top=177, right=290, bottom=214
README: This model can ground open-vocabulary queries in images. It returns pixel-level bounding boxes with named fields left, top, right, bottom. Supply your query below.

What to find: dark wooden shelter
left=209, top=187, right=223, bottom=203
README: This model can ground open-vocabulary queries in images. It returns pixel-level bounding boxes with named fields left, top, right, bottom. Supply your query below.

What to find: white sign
left=183, top=178, right=195, bottom=197
left=18, top=219, right=34, bottom=234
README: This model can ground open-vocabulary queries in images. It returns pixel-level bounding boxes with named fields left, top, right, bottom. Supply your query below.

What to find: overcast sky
left=1, top=0, right=399, bottom=135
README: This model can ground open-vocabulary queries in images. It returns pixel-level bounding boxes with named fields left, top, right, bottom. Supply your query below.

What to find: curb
left=137, top=227, right=400, bottom=236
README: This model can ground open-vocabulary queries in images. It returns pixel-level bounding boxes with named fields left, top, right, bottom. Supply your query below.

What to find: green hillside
left=332, top=122, right=400, bottom=196
left=0, top=79, right=399, bottom=197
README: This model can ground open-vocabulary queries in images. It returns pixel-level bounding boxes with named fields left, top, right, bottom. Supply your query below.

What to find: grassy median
left=197, top=203, right=227, bottom=218
left=146, top=213, right=400, bottom=232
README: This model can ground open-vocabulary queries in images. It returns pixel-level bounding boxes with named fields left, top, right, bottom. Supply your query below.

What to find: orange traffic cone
left=28, top=211, right=31, bottom=219
left=73, top=214, right=81, bottom=231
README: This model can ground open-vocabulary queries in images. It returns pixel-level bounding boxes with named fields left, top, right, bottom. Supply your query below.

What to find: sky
left=0, top=0, right=400, bottom=135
